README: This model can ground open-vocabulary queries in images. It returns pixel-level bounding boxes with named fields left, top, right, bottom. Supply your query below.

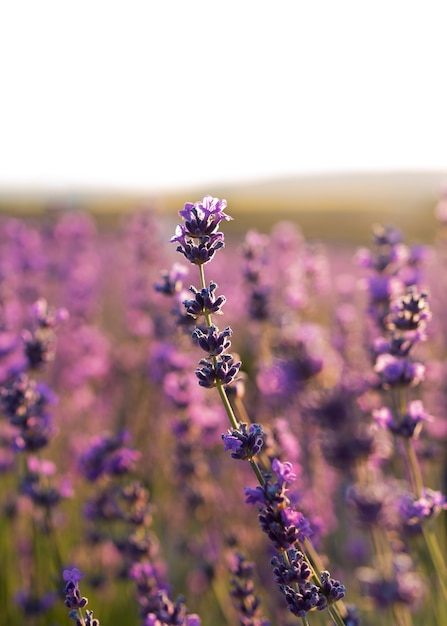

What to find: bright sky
left=0, top=1, right=446, bottom=192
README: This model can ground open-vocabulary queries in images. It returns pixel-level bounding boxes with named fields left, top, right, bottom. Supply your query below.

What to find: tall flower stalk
left=169, top=196, right=349, bottom=626
left=357, top=225, right=447, bottom=620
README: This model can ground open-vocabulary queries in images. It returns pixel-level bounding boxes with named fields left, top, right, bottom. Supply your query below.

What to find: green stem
left=304, top=539, right=347, bottom=626
left=422, top=523, right=447, bottom=601
left=328, top=605, right=346, bottom=626
left=216, top=380, right=239, bottom=430
left=198, top=263, right=207, bottom=292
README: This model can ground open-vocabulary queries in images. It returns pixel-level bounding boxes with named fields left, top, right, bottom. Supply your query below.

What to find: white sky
left=0, top=1, right=446, bottom=192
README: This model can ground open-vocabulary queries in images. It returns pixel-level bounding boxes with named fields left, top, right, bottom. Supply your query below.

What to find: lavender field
left=0, top=194, right=446, bottom=626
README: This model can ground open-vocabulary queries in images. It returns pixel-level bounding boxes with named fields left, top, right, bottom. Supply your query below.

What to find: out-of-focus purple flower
left=228, top=551, right=270, bottom=626
left=148, top=342, right=193, bottom=384
left=57, top=324, right=110, bottom=388
left=374, top=354, right=425, bottom=387
left=30, top=298, right=69, bottom=329
left=78, top=430, right=139, bottom=482
left=373, top=400, right=433, bottom=438
left=141, top=589, right=201, bottom=626
left=400, top=488, right=447, bottom=526
left=27, top=455, right=56, bottom=476
left=15, top=589, right=56, bottom=616
left=346, top=484, right=385, bottom=525
left=357, top=555, right=426, bottom=610
left=21, top=299, right=68, bottom=369
left=154, top=263, right=189, bottom=296
left=386, top=288, right=431, bottom=333
left=163, top=370, right=202, bottom=409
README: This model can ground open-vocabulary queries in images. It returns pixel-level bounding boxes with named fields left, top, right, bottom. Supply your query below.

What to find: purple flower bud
left=192, top=325, right=232, bottom=356
left=222, top=423, right=264, bottom=461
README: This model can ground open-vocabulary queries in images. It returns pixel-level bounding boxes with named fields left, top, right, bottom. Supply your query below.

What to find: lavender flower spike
left=171, top=196, right=232, bottom=265
left=63, top=568, right=100, bottom=625
left=178, top=196, right=232, bottom=237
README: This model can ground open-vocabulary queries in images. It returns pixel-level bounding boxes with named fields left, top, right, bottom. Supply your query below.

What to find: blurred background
left=0, top=1, right=446, bottom=242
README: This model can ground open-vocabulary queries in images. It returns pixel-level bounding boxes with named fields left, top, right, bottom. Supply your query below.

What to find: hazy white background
left=0, top=1, right=446, bottom=192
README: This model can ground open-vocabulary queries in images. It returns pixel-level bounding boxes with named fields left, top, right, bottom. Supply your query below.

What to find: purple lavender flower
left=172, top=230, right=225, bottom=265
left=228, top=551, right=270, bottom=626
left=22, top=299, right=68, bottom=369
left=171, top=196, right=231, bottom=265
left=271, top=458, right=297, bottom=486
left=78, top=430, right=140, bottom=482
left=183, top=282, right=226, bottom=318
left=374, top=353, right=425, bottom=387
left=141, top=589, right=201, bottom=626
left=386, top=287, right=431, bottom=333
left=63, top=568, right=88, bottom=610
left=400, top=488, right=447, bottom=526
left=320, top=570, right=346, bottom=602
left=373, top=400, right=433, bottom=438
left=357, top=555, right=425, bottom=610
left=63, top=568, right=101, bottom=625
left=195, top=354, right=241, bottom=388
left=178, top=196, right=232, bottom=237
left=154, top=263, right=189, bottom=296
left=192, top=325, right=232, bottom=356
left=222, top=423, right=264, bottom=461
left=245, top=462, right=313, bottom=550
left=279, top=582, right=327, bottom=616
left=63, top=568, right=85, bottom=584
left=271, top=549, right=312, bottom=585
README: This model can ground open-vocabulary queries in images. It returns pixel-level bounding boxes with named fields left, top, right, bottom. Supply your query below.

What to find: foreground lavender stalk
left=63, top=568, right=100, bottom=626
left=168, top=196, right=348, bottom=626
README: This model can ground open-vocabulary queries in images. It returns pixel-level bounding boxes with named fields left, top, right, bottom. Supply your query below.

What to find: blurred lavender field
left=0, top=179, right=446, bottom=626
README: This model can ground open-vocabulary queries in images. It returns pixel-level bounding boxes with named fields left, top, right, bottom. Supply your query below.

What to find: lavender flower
left=155, top=263, right=189, bottom=296
left=183, top=282, right=226, bottom=318
left=222, top=423, right=264, bottom=461
left=78, top=430, right=140, bottom=482
left=373, top=400, right=433, bottom=439
left=228, top=551, right=270, bottom=626
left=400, top=488, right=447, bottom=526
left=192, top=325, right=233, bottom=356
left=195, top=355, right=241, bottom=388
left=171, top=196, right=232, bottom=266
left=178, top=196, right=232, bottom=237
left=63, top=567, right=101, bottom=625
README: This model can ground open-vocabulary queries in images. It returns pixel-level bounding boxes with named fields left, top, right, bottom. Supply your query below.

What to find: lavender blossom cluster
left=0, top=197, right=445, bottom=626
